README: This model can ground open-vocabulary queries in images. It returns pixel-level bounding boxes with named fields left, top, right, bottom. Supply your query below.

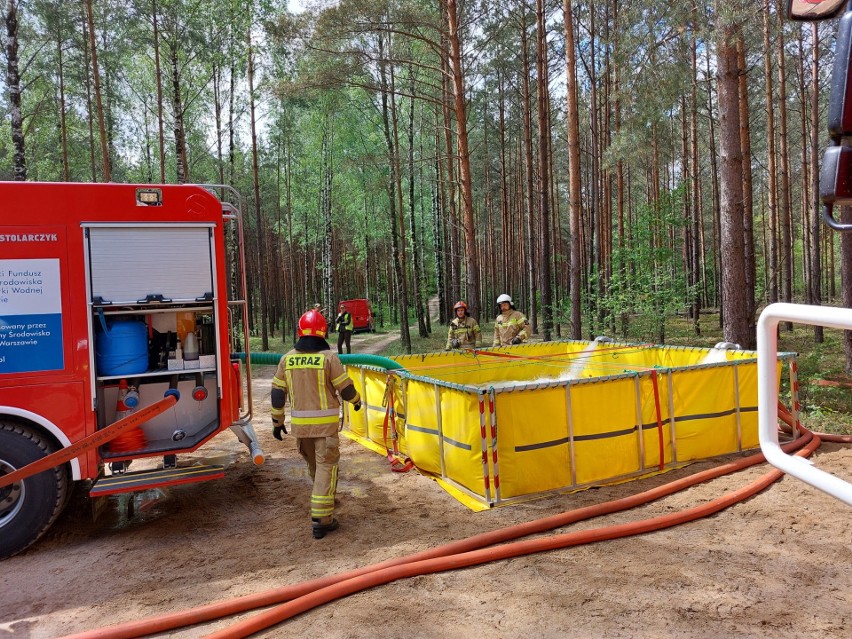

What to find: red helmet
left=453, top=301, right=468, bottom=311
left=297, top=310, right=328, bottom=338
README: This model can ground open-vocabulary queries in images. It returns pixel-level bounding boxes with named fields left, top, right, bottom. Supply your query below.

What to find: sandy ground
left=1, top=328, right=851, bottom=639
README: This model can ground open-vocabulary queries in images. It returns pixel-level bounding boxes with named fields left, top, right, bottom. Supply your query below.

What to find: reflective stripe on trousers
left=297, top=434, right=340, bottom=524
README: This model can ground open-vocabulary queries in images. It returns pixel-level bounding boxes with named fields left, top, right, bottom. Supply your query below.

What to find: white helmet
left=496, top=293, right=512, bottom=305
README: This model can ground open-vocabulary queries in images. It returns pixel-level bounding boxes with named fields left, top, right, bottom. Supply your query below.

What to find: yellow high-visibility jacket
left=335, top=312, right=353, bottom=332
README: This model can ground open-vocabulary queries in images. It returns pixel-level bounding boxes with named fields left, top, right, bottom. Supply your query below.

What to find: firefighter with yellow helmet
left=493, top=293, right=531, bottom=346
left=446, top=300, right=481, bottom=350
left=271, top=309, right=362, bottom=539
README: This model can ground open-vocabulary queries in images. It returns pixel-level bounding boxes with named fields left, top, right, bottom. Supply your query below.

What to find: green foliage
left=778, top=327, right=852, bottom=434
left=377, top=326, right=442, bottom=357
left=580, top=186, right=697, bottom=342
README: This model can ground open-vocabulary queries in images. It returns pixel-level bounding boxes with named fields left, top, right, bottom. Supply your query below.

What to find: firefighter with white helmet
left=270, top=309, right=362, bottom=539
left=446, top=300, right=481, bottom=350
left=493, top=293, right=531, bottom=346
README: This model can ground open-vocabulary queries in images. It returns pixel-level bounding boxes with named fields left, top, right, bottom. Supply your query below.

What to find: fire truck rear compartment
left=96, top=375, right=220, bottom=457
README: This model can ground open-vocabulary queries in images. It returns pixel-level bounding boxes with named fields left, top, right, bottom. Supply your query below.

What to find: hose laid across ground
left=63, top=429, right=817, bottom=639
left=205, top=434, right=821, bottom=639
left=777, top=401, right=852, bottom=443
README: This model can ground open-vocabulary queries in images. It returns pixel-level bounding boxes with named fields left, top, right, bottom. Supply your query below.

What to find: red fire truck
left=0, top=182, right=260, bottom=559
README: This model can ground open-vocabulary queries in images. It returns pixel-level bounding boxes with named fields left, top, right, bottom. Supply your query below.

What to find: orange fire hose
left=62, top=427, right=818, bottom=639
left=204, top=434, right=821, bottom=639
left=0, top=395, right=177, bottom=490
left=777, top=401, right=852, bottom=443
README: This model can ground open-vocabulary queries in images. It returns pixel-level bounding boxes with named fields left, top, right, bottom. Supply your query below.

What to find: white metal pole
left=757, top=303, right=852, bottom=505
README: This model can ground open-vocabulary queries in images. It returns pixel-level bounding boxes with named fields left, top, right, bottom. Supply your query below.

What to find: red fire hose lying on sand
left=63, top=410, right=844, bottom=639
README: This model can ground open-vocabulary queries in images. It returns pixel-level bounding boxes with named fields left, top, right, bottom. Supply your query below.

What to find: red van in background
left=338, top=299, right=375, bottom=332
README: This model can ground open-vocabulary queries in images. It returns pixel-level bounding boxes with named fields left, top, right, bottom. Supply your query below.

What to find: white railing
left=757, top=303, right=852, bottom=505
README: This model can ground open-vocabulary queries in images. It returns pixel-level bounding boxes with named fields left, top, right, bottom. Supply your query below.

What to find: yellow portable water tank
left=343, top=340, right=796, bottom=509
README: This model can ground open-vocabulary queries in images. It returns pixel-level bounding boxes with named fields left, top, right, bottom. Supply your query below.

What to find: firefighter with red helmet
left=446, top=300, right=481, bottom=350
left=271, top=309, right=362, bottom=539
left=493, top=293, right=531, bottom=346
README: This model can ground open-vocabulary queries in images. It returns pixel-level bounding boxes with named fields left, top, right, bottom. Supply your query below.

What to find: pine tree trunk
left=716, top=15, right=752, bottom=349
left=764, top=1, right=779, bottom=304
left=247, top=26, right=268, bottom=350
left=776, top=4, right=793, bottom=329
left=589, top=1, right=602, bottom=334
left=287, top=147, right=299, bottom=318
left=535, top=0, right=552, bottom=341
left=5, top=0, right=25, bottom=180
left=498, top=71, right=510, bottom=294
left=408, top=89, right=428, bottom=337
left=737, top=35, right=755, bottom=336
left=321, top=129, right=334, bottom=324
left=704, top=52, right=721, bottom=311
left=446, top=0, right=482, bottom=322
left=433, top=109, right=447, bottom=326
left=84, top=0, right=109, bottom=181
left=520, top=15, right=537, bottom=333
left=152, top=0, right=166, bottom=183
left=56, top=27, right=69, bottom=181
left=842, top=208, right=852, bottom=373
left=439, top=44, right=459, bottom=315
left=564, top=0, right=583, bottom=339
left=378, top=32, right=411, bottom=353
left=690, top=3, right=702, bottom=332
left=81, top=14, right=96, bottom=181
left=170, top=46, right=188, bottom=184
left=810, top=22, right=824, bottom=343
left=680, top=98, right=694, bottom=328
left=796, top=27, right=811, bottom=304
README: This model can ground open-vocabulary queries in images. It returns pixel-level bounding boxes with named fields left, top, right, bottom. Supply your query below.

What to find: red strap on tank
left=381, top=376, right=414, bottom=473
left=467, top=343, right=654, bottom=363
left=650, top=370, right=666, bottom=471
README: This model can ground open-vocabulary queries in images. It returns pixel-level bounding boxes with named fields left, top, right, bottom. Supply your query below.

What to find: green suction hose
left=233, top=352, right=404, bottom=371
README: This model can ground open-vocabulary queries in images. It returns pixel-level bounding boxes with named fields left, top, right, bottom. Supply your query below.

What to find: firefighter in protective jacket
left=493, top=293, right=531, bottom=346
left=446, top=300, right=481, bottom=350
left=271, top=309, right=362, bottom=539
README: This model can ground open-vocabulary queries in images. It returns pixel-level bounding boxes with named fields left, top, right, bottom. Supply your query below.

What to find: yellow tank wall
left=492, top=386, right=572, bottom=498
left=438, top=388, right=486, bottom=496
left=403, top=380, right=441, bottom=475
left=344, top=342, right=786, bottom=506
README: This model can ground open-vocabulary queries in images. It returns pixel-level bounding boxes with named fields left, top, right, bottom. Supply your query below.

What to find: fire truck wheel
left=0, top=421, right=71, bottom=560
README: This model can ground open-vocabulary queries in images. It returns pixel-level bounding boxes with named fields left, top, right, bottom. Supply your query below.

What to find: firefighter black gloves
left=272, top=417, right=287, bottom=440
left=451, top=339, right=461, bottom=349
left=511, top=337, right=522, bottom=345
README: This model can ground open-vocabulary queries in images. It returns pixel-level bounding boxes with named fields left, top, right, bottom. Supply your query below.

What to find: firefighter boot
left=312, top=518, right=339, bottom=539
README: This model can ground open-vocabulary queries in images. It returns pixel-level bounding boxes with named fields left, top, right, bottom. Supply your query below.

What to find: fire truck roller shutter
left=86, top=225, right=215, bottom=305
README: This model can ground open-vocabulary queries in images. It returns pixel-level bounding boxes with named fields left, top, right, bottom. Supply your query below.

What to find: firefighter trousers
left=337, top=329, right=352, bottom=354
left=297, top=434, right=340, bottom=525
